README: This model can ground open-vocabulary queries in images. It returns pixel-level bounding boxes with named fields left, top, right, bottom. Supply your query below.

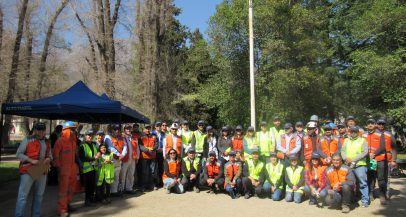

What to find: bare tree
left=0, top=5, right=3, bottom=65
left=36, top=0, right=70, bottom=98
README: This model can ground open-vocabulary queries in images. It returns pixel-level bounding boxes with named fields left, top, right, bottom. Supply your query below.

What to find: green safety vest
left=247, top=160, right=264, bottom=180
left=97, top=153, right=115, bottom=186
left=344, top=137, right=367, bottom=166
left=286, top=166, right=304, bottom=193
left=181, top=131, right=193, bottom=146
left=193, top=130, right=206, bottom=153
left=182, top=156, right=200, bottom=176
left=266, top=162, right=284, bottom=188
left=81, top=142, right=98, bottom=174
left=243, top=136, right=257, bottom=159
left=256, top=131, right=272, bottom=156
left=270, top=127, right=285, bottom=147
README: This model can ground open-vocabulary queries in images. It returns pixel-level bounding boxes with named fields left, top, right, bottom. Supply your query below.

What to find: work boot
left=125, top=190, right=136, bottom=195
left=244, top=194, right=251, bottom=199
left=193, top=186, right=200, bottom=193
left=309, top=198, right=316, bottom=205
left=342, top=205, right=350, bottom=213
left=380, top=196, right=388, bottom=205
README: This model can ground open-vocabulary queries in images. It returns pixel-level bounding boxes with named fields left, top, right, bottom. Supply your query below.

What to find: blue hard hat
left=63, top=121, right=77, bottom=130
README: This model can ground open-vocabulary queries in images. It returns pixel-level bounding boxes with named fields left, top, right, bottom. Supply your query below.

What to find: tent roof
left=1, top=81, right=149, bottom=123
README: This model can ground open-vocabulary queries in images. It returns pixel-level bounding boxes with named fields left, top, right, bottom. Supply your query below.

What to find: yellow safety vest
left=193, top=130, right=206, bottom=153
left=247, top=159, right=264, bottom=180
left=81, top=142, right=98, bottom=174
left=96, top=152, right=114, bottom=186
left=243, top=136, right=257, bottom=159
left=256, top=131, right=273, bottom=156
left=266, top=161, right=284, bottom=188
left=286, top=166, right=304, bottom=193
left=182, top=156, right=200, bottom=176
left=344, top=137, right=367, bottom=166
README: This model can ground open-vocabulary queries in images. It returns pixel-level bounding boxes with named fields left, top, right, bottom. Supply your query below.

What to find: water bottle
left=369, top=159, right=377, bottom=171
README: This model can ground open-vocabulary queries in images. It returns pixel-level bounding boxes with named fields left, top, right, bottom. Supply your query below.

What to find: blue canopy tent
left=1, top=81, right=150, bottom=123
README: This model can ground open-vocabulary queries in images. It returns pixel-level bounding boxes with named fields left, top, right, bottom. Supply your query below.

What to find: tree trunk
left=0, top=6, right=3, bottom=65
left=3, top=0, right=30, bottom=148
left=36, top=0, right=69, bottom=98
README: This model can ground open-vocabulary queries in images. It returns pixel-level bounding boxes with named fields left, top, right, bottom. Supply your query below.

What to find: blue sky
left=174, top=0, right=222, bottom=35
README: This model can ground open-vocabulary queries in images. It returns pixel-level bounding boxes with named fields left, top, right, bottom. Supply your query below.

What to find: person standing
left=140, top=124, right=159, bottom=191
left=96, top=144, right=114, bottom=204
left=109, top=125, right=127, bottom=196
left=341, top=126, right=369, bottom=207
left=231, top=125, right=244, bottom=159
left=217, top=126, right=232, bottom=164
left=152, top=122, right=165, bottom=188
left=163, top=123, right=183, bottom=159
left=53, top=121, right=78, bottom=217
left=203, top=126, right=218, bottom=160
left=270, top=116, right=284, bottom=148
left=256, top=122, right=273, bottom=162
left=276, top=123, right=301, bottom=166
left=319, top=125, right=338, bottom=166
left=48, top=125, right=62, bottom=186
left=300, top=122, right=323, bottom=166
left=180, top=120, right=193, bottom=154
left=121, top=124, right=139, bottom=194
left=243, top=126, right=258, bottom=160
left=78, top=129, right=99, bottom=206
left=15, top=123, right=51, bottom=217
left=191, top=120, right=207, bottom=164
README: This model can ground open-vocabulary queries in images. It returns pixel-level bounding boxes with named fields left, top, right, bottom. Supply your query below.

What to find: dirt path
left=1, top=178, right=405, bottom=217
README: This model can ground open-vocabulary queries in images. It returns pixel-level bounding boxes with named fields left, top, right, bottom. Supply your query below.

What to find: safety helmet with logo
left=306, top=122, right=317, bottom=129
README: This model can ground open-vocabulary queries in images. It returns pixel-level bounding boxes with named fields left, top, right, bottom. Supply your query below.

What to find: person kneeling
left=224, top=151, right=242, bottom=199
left=304, top=153, right=327, bottom=207
left=263, top=152, right=284, bottom=201
left=242, top=148, right=265, bottom=199
left=285, top=155, right=304, bottom=203
left=325, top=153, right=355, bottom=213
left=163, top=149, right=183, bottom=194
left=200, top=151, right=224, bottom=194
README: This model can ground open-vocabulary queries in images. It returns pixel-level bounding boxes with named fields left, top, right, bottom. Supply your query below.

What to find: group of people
left=14, top=115, right=397, bottom=216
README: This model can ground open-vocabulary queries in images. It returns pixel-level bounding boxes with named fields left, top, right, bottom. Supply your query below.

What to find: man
left=300, top=122, right=324, bottom=165
left=243, top=126, right=257, bottom=160
left=325, top=154, right=356, bottom=213
left=15, top=123, right=51, bottom=217
left=263, top=152, right=284, bottom=201
left=231, top=125, right=244, bottom=158
left=256, top=121, right=273, bottom=162
left=48, top=125, right=62, bottom=186
left=152, top=121, right=165, bottom=188
left=121, top=124, right=139, bottom=194
left=132, top=123, right=141, bottom=140
left=162, top=121, right=169, bottom=136
left=163, top=123, right=183, bottom=158
left=78, top=129, right=99, bottom=206
left=285, top=155, right=305, bottom=203
left=276, top=123, right=301, bottom=166
left=180, top=120, right=193, bottom=154
left=109, top=124, right=127, bottom=196
left=200, top=150, right=224, bottom=194
left=217, top=126, right=232, bottom=164
left=140, top=124, right=159, bottom=191
left=341, top=126, right=369, bottom=207
left=337, top=122, right=348, bottom=148
left=363, top=118, right=387, bottom=204
left=270, top=116, right=284, bottom=149
left=53, top=121, right=78, bottom=217
left=320, top=125, right=338, bottom=165
left=346, top=115, right=364, bottom=136
left=224, top=151, right=242, bottom=199
left=294, top=121, right=305, bottom=141
left=181, top=148, right=202, bottom=193
left=376, top=118, right=397, bottom=199
left=308, top=115, right=324, bottom=136
left=191, top=120, right=207, bottom=163
left=243, top=148, right=265, bottom=199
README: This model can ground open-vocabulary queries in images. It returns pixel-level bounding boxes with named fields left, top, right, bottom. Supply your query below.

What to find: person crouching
left=163, top=149, right=183, bottom=194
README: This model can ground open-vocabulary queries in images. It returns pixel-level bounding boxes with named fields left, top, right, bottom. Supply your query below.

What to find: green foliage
left=0, top=162, right=19, bottom=184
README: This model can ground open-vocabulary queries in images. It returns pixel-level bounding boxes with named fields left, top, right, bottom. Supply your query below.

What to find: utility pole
left=248, top=0, right=256, bottom=129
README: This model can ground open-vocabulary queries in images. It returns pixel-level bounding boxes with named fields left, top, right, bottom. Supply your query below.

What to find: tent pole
left=0, top=113, right=4, bottom=162
left=49, top=120, right=52, bottom=139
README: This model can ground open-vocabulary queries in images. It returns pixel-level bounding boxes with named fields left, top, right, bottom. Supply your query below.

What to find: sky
left=174, top=0, right=222, bottom=35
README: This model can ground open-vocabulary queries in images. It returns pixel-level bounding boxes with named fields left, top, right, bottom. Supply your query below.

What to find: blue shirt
left=152, top=130, right=166, bottom=149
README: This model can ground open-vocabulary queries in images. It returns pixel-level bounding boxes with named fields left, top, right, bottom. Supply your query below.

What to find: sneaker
left=342, top=205, right=350, bottom=213
left=361, top=203, right=369, bottom=208
left=236, top=193, right=241, bottom=199
left=244, top=194, right=250, bottom=199
left=166, top=189, right=171, bottom=194
left=193, top=187, right=200, bottom=193
left=309, top=199, right=316, bottom=205
left=380, top=196, right=388, bottom=205
left=154, top=186, right=159, bottom=191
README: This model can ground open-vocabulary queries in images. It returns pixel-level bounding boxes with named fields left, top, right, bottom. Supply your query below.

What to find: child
left=96, top=144, right=114, bottom=204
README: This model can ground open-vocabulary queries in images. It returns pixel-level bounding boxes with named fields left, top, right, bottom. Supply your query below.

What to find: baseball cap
left=34, top=122, right=46, bottom=131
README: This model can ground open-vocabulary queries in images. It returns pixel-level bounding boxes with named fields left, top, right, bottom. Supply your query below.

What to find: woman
left=304, top=153, right=327, bottom=207
left=203, top=126, right=218, bottom=159
left=96, top=144, right=114, bottom=204
left=217, top=126, right=232, bottom=164
left=163, top=149, right=183, bottom=194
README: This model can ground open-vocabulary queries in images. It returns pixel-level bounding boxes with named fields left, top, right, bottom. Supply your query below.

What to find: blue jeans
left=15, top=174, right=47, bottom=217
left=304, top=185, right=327, bottom=202
left=354, top=166, right=369, bottom=205
left=263, top=182, right=283, bottom=201
left=163, top=178, right=184, bottom=193
left=285, top=191, right=303, bottom=203
left=225, top=178, right=242, bottom=199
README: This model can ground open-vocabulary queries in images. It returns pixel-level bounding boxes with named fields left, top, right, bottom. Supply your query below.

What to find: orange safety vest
left=307, top=165, right=326, bottom=187
left=206, top=160, right=221, bottom=179
left=165, top=134, right=182, bottom=157
left=132, top=132, right=141, bottom=140
left=141, top=135, right=157, bottom=159
left=277, top=134, right=297, bottom=159
left=122, top=136, right=138, bottom=162
left=320, top=136, right=339, bottom=165
left=162, top=159, right=181, bottom=180
left=19, top=137, right=51, bottom=173
left=302, top=135, right=319, bottom=163
left=326, top=165, right=349, bottom=192
left=224, top=161, right=240, bottom=188
left=363, top=132, right=386, bottom=162
left=382, top=131, right=393, bottom=161
left=111, top=135, right=127, bottom=159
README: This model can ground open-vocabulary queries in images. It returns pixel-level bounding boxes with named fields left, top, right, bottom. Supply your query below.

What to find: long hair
left=99, top=143, right=111, bottom=155
left=167, top=148, right=178, bottom=161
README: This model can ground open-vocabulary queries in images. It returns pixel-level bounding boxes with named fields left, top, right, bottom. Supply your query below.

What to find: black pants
left=141, top=159, right=158, bottom=189
left=199, top=176, right=224, bottom=190
left=181, top=175, right=200, bottom=190
left=368, top=160, right=388, bottom=196
left=242, top=177, right=262, bottom=195
left=47, top=166, right=58, bottom=185
left=135, top=158, right=143, bottom=188
left=83, top=170, right=96, bottom=201
left=97, top=180, right=111, bottom=200
left=157, top=152, right=164, bottom=187
left=325, top=184, right=353, bottom=206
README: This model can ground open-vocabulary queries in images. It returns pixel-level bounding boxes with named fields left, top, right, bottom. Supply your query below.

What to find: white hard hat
left=170, top=123, right=179, bottom=130
left=306, top=122, right=317, bottom=128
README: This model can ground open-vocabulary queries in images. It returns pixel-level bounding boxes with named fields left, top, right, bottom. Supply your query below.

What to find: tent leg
left=0, top=113, right=4, bottom=162
left=49, top=120, right=52, bottom=139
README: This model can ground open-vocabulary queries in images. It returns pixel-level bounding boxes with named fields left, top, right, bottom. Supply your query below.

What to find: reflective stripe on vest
left=286, top=166, right=304, bottom=193
left=243, top=136, right=257, bottom=159
left=270, top=127, right=284, bottom=146
left=344, top=137, right=367, bottom=166
left=256, top=131, right=272, bottom=156
left=181, top=131, right=193, bottom=145
left=194, top=131, right=206, bottom=153
left=81, top=143, right=98, bottom=174
left=266, top=162, right=284, bottom=187
left=183, top=156, right=200, bottom=176
left=247, top=160, right=264, bottom=180
left=97, top=153, right=114, bottom=186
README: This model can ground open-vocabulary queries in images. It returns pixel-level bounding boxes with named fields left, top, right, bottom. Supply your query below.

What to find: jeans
left=354, top=166, right=369, bottom=205
left=225, top=178, right=242, bottom=199
left=141, top=159, right=158, bottom=189
left=163, top=178, right=184, bottom=193
left=15, top=174, right=47, bottom=217
left=304, top=185, right=327, bottom=202
left=285, top=191, right=303, bottom=203
left=262, top=182, right=283, bottom=201
left=325, top=184, right=353, bottom=207
left=242, top=177, right=262, bottom=196
left=368, top=160, right=388, bottom=196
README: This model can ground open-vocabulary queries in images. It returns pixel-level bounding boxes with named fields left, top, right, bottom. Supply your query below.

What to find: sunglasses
left=169, top=152, right=176, bottom=155
left=162, top=124, right=167, bottom=126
